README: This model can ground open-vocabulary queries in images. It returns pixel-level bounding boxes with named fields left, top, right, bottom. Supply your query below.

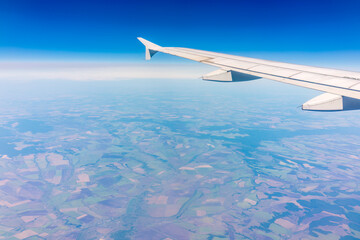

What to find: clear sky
left=2, top=0, right=360, bottom=55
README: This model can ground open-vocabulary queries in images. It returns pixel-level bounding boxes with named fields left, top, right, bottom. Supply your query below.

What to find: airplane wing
left=138, top=37, right=360, bottom=111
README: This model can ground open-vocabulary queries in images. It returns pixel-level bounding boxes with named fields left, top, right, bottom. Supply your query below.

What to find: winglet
left=137, top=37, right=162, bottom=60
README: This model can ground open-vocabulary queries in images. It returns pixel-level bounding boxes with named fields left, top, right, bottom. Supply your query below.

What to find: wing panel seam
left=210, top=61, right=360, bottom=94
left=169, top=48, right=360, bottom=81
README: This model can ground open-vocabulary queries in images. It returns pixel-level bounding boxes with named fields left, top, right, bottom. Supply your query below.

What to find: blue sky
left=1, top=0, right=360, bottom=56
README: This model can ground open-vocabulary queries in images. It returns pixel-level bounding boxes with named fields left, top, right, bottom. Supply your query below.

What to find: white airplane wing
left=138, top=37, right=360, bottom=111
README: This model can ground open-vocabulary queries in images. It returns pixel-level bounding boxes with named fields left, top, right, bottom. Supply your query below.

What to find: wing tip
left=137, top=37, right=161, bottom=60
left=137, top=37, right=161, bottom=50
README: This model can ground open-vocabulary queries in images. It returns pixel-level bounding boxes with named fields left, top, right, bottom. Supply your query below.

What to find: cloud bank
left=0, top=61, right=213, bottom=81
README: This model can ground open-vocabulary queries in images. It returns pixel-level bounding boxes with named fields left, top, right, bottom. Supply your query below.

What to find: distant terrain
left=0, top=79, right=359, bottom=239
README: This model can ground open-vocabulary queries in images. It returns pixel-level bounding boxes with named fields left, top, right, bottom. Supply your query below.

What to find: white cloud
left=2, top=51, right=359, bottom=82
left=0, top=61, right=214, bottom=81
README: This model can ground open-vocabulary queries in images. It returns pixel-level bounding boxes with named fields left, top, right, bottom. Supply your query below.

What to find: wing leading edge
left=138, top=37, right=360, bottom=111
